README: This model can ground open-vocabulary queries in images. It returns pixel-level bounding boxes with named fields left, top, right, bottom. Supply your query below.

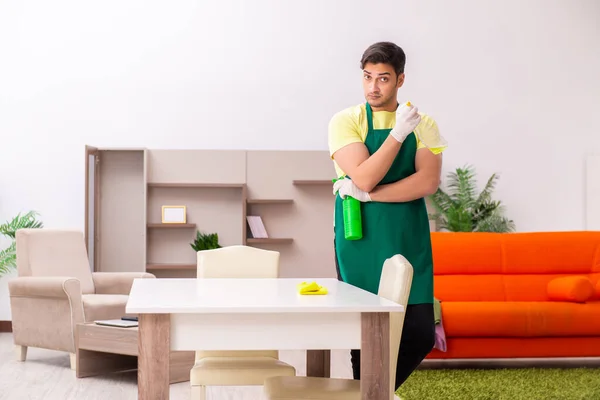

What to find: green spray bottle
left=333, top=178, right=363, bottom=240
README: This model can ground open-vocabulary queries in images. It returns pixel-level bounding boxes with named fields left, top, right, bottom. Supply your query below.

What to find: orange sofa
left=427, top=231, right=600, bottom=359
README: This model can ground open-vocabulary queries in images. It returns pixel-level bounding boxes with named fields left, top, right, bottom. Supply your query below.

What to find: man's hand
left=389, top=102, right=421, bottom=143
left=333, top=177, right=372, bottom=202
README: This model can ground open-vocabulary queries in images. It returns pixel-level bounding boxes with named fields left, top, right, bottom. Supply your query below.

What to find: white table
left=126, top=278, right=404, bottom=400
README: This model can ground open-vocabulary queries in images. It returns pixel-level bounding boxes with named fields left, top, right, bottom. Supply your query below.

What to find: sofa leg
left=191, top=385, right=207, bottom=400
left=15, top=345, right=27, bottom=362
left=70, top=353, right=76, bottom=370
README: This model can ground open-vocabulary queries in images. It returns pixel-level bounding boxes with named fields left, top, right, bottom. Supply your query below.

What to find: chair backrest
left=195, top=245, right=280, bottom=360
left=197, top=245, right=279, bottom=279
left=16, top=229, right=95, bottom=294
left=377, top=254, right=414, bottom=399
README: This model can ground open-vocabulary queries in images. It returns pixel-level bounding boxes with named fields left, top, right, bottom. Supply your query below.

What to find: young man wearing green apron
left=328, top=41, right=446, bottom=390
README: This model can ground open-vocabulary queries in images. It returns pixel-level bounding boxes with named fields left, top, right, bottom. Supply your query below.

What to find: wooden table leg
left=306, top=350, right=331, bottom=377
left=361, top=312, right=390, bottom=400
left=138, top=314, right=170, bottom=400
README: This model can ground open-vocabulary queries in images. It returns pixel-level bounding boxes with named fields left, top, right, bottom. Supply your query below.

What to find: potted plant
left=428, top=165, right=515, bottom=233
left=190, top=230, right=222, bottom=252
left=0, top=211, right=44, bottom=277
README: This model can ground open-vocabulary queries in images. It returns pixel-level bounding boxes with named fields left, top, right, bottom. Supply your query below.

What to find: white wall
left=1, top=0, right=599, bottom=319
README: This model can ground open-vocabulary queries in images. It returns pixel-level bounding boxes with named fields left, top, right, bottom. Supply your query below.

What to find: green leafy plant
left=428, top=165, right=515, bottom=233
left=190, top=230, right=222, bottom=252
left=0, top=211, right=44, bottom=276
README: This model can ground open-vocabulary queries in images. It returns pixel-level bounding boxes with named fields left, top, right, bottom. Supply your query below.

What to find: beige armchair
left=191, top=245, right=296, bottom=399
left=8, top=228, right=155, bottom=369
left=263, top=254, right=414, bottom=400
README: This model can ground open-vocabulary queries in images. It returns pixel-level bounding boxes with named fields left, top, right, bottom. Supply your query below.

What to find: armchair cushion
left=92, top=272, right=155, bottom=295
left=82, top=294, right=129, bottom=322
left=16, top=229, right=96, bottom=294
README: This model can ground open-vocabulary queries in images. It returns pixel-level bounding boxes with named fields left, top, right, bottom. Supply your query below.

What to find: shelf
left=292, top=180, right=332, bottom=186
left=147, top=223, right=196, bottom=229
left=247, top=199, right=293, bottom=204
left=246, top=238, right=294, bottom=244
left=87, top=147, right=335, bottom=281
left=146, top=263, right=196, bottom=271
left=148, top=183, right=245, bottom=188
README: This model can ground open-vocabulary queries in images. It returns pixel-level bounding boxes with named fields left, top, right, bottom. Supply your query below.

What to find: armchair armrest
left=92, top=272, right=155, bottom=295
left=9, top=276, right=82, bottom=299
left=8, top=276, right=85, bottom=353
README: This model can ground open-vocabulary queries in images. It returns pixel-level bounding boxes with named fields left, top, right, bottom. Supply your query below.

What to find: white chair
left=190, top=245, right=297, bottom=399
left=263, top=254, right=413, bottom=400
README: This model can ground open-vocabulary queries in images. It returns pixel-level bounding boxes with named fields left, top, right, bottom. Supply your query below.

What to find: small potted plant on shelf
left=190, top=230, right=222, bottom=252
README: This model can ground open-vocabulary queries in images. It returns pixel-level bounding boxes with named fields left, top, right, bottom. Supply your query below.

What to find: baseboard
left=0, top=321, right=12, bottom=332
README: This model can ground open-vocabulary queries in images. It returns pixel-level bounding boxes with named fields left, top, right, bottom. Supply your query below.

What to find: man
left=328, top=41, right=446, bottom=391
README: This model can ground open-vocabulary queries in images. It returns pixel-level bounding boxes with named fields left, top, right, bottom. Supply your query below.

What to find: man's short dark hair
left=360, top=42, right=406, bottom=77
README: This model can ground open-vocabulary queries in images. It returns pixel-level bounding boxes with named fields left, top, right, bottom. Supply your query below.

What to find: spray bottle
left=333, top=178, right=363, bottom=240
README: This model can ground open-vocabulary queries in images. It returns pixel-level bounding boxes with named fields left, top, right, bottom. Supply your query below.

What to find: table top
left=125, top=278, right=404, bottom=314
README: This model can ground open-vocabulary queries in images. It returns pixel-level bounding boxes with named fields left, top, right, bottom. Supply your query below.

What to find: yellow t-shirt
left=328, top=103, right=445, bottom=178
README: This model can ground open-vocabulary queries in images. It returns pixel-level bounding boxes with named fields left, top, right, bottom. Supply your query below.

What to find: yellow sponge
left=297, top=281, right=328, bottom=295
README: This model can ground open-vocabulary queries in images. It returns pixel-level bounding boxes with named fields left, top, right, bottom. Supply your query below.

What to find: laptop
left=94, top=319, right=139, bottom=328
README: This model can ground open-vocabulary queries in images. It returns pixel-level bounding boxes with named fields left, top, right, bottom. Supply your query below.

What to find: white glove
left=332, top=178, right=347, bottom=196
left=333, top=177, right=371, bottom=202
left=389, top=102, right=421, bottom=143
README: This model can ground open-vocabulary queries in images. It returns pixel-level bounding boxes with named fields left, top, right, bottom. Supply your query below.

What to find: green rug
left=395, top=368, right=600, bottom=400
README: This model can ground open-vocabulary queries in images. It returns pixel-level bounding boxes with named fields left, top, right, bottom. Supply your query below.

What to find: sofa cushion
left=501, top=232, right=600, bottom=274
left=435, top=273, right=600, bottom=302
left=82, top=294, right=128, bottom=322
left=547, top=276, right=594, bottom=303
left=427, top=337, right=600, bottom=359
left=432, top=231, right=600, bottom=276
left=442, top=301, right=600, bottom=337
left=431, top=233, right=505, bottom=275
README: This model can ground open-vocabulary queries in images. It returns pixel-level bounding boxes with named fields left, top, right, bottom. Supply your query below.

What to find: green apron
left=334, top=102, right=434, bottom=305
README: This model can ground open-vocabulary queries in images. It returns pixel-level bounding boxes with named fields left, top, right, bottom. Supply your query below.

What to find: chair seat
left=82, top=294, right=128, bottom=322
left=264, top=376, right=360, bottom=400
left=190, top=356, right=296, bottom=386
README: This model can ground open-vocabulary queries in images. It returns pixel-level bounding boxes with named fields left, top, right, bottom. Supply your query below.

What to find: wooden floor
left=0, top=333, right=353, bottom=400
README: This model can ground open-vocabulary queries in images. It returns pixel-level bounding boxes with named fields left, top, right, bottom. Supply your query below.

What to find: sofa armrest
left=92, top=272, right=155, bottom=295
left=8, top=277, right=85, bottom=353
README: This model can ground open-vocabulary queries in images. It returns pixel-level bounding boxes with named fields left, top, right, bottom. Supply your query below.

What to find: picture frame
left=161, top=205, right=187, bottom=224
